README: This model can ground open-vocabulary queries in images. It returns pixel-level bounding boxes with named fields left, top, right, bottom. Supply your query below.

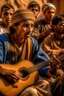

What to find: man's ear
left=12, top=24, right=18, bottom=30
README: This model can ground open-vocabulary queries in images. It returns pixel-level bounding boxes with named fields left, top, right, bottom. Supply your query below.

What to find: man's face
left=14, top=20, right=34, bottom=40
left=29, top=6, right=39, bottom=18
left=55, top=21, right=64, bottom=39
left=44, top=8, right=55, bottom=22
left=1, top=8, right=14, bottom=27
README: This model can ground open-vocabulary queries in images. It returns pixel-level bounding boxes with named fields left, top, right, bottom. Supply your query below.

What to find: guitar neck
left=28, top=54, right=64, bottom=74
left=28, top=60, right=49, bottom=74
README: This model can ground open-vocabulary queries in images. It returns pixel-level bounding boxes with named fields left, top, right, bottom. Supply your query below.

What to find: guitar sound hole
left=20, top=70, right=29, bottom=78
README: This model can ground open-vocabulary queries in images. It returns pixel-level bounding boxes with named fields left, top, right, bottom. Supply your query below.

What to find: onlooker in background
left=27, top=0, right=40, bottom=19
left=34, top=3, right=56, bottom=44
left=27, top=0, right=41, bottom=41
left=41, top=14, right=64, bottom=62
left=0, top=3, right=15, bottom=34
left=41, top=14, right=64, bottom=96
left=41, top=14, right=64, bottom=79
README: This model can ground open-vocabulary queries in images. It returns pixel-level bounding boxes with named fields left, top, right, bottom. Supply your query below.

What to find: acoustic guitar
left=0, top=54, right=64, bottom=96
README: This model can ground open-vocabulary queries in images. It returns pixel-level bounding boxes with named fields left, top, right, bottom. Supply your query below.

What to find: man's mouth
left=7, top=21, right=11, bottom=23
left=25, top=32, right=30, bottom=36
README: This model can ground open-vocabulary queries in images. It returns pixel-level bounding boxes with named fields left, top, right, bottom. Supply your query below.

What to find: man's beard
left=56, top=30, right=64, bottom=34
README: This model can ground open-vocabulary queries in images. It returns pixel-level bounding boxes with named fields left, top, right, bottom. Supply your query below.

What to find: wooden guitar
left=0, top=54, right=64, bottom=96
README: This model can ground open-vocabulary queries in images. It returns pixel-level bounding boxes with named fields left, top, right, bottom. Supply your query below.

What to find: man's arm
left=0, top=36, right=22, bottom=83
left=41, top=34, right=63, bottom=57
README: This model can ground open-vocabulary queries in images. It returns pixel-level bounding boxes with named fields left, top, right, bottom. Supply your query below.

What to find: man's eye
left=3, top=12, right=13, bottom=16
left=23, top=24, right=29, bottom=27
left=23, top=23, right=34, bottom=27
left=32, top=9, right=39, bottom=12
left=4, top=12, right=8, bottom=16
left=60, top=24, right=64, bottom=26
left=10, top=13, right=13, bottom=15
left=31, top=24, right=34, bottom=27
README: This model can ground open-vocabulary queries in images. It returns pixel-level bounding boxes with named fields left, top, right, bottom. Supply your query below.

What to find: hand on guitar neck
left=46, top=55, right=64, bottom=77
left=50, top=55, right=61, bottom=71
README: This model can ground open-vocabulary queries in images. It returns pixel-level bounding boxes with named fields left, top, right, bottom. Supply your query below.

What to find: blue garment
left=30, top=37, right=50, bottom=76
left=0, top=34, right=50, bottom=77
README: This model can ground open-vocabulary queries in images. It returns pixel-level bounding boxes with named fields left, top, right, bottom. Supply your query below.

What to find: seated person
left=0, top=9, right=63, bottom=96
left=41, top=14, right=64, bottom=74
left=27, top=0, right=40, bottom=19
left=34, top=3, right=56, bottom=44
left=0, top=3, right=15, bottom=34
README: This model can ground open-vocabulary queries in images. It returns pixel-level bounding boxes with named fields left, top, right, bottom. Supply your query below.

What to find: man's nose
left=7, top=14, right=12, bottom=18
left=28, top=26, right=33, bottom=33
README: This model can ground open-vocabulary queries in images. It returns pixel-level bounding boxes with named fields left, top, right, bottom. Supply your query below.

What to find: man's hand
left=0, top=67, right=22, bottom=83
left=50, top=55, right=61, bottom=72
left=38, top=29, right=51, bottom=39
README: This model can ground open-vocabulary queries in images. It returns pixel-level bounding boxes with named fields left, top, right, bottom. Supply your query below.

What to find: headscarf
left=42, top=3, right=56, bottom=13
left=11, top=8, right=35, bottom=25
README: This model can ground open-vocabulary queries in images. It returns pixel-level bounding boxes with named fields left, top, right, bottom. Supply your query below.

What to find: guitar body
left=0, top=60, right=38, bottom=96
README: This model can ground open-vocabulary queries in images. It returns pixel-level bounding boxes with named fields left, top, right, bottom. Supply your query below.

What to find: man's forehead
left=46, top=7, right=56, bottom=12
left=2, top=8, right=14, bottom=12
left=22, top=20, right=34, bottom=23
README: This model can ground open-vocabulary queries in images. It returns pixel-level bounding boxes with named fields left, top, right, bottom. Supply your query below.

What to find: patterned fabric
left=35, top=19, right=51, bottom=33
left=31, top=19, right=52, bottom=44
left=11, top=9, right=35, bottom=25
left=42, top=3, right=56, bottom=13
left=0, top=33, right=50, bottom=68
left=0, top=21, right=9, bottom=34
left=7, top=34, right=32, bottom=63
